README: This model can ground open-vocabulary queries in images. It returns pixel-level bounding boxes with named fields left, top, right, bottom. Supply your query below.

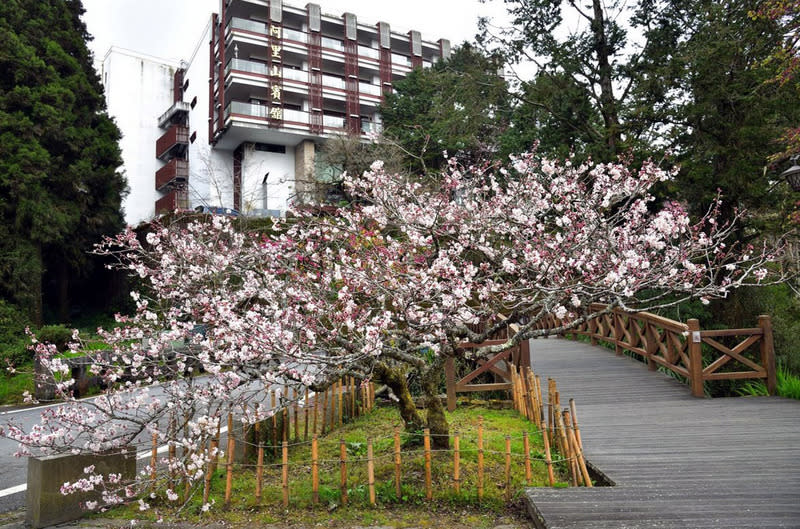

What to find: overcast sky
left=81, top=0, right=513, bottom=68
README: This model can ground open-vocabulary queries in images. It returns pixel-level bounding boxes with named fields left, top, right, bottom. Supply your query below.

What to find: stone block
left=26, top=448, right=136, bottom=529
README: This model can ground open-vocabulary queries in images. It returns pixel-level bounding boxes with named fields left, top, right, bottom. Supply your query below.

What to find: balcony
left=359, top=82, right=381, bottom=97
left=361, top=121, right=383, bottom=135
left=156, top=125, right=189, bottom=161
left=157, top=101, right=191, bottom=129
left=155, top=190, right=188, bottom=215
left=358, top=45, right=380, bottom=60
left=229, top=17, right=267, bottom=35
left=226, top=101, right=310, bottom=126
left=226, top=58, right=269, bottom=77
left=155, top=159, right=188, bottom=191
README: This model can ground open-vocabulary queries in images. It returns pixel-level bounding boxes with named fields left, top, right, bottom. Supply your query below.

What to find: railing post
left=614, top=311, right=623, bottom=355
left=645, top=321, right=658, bottom=371
left=758, top=315, right=777, bottom=396
left=445, top=356, right=457, bottom=412
left=519, top=338, right=531, bottom=370
left=687, top=319, right=705, bottom=397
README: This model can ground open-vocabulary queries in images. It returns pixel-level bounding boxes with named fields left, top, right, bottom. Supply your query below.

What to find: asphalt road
left=0, top=376, right=293, bottom=514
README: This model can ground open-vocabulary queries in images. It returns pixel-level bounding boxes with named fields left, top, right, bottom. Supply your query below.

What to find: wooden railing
left=448, top=305, right=776, bottom=402
left=445, top=316, right=530, bottom=411
left=547, top=304, right=777, bottom=397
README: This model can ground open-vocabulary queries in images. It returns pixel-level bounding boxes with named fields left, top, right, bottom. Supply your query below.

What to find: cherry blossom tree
left=1, top=150, right=780, bottom=511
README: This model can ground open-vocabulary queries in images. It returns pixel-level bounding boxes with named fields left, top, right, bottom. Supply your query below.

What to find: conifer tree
left=0, top=0, right=126, bottom=324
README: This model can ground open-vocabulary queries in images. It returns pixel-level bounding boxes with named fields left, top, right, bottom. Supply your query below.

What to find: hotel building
left=102, top=0, right=450, bottom=225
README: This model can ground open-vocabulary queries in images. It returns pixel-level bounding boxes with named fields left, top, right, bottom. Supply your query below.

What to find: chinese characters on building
left=269, top=25, right=282, bottom=121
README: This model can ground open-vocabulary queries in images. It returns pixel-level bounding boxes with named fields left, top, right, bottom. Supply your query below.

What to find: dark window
left=190, top=131, right=197, bottom=143
left=190, top=96, right=198, bottom=109
left=183, top=79, right=189, bottom=91
left=254, top=143, right=286, bottom=153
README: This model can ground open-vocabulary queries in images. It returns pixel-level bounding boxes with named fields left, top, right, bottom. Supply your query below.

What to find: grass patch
left=0, top=371, right=33, bottom=405
left=107, top=403, right=564, bottom=526
left=738, top=364, right=800, bottom=400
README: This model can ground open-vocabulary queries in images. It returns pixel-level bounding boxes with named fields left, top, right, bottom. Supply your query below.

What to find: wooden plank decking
left=524, top=337, right=800, bottom=529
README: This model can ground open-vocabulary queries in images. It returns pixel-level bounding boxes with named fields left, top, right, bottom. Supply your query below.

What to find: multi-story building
left=102, top=0, right=450, bottom=226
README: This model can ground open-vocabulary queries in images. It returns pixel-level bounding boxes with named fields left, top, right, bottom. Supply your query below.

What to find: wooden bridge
left=448, top=309, right=798, bottom=527
left=523, top=336, right=800, bottom=529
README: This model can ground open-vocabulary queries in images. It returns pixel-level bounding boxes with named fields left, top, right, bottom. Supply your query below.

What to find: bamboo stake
left=542, top=423, right=555, bottom=486
left=329, top=384, right=336, bottom=429
left=554, top=390, right=565, bottom=455
left=209, top=416, right=221, bottom=475
left=350, top=376, right=356, bottom=418
left=150, top=432, right=158, bottom=483
left=423, top=428, right=432, bottom=500
left=183, top=419, right=191, bottom=500
left=313, top=391, right=319, bottom=435
left=523, top=431, right=532, bottom=484
left=224, top=413, right=234, bottom=508
left=311, top=435, right=319, bottom=504
left=547, top=379, right=556, bottom=448
left=528, top=370, right=540, bottom=428
left=282, top=407, right=289, bottom=443
left=361, top=382, right=367, bottom=415
left=168, top=415, right=176, bottom=490
left=535, top=375, right=544, bottom=429
left=565, top=410, right=592, bottom=487
left=559, top=409, right=577, bottom=486
left=504, top=435, right=512, bottom=501
left=367, top=438, right=376, bottom=505
left=340, top=439, right=348, bottom=504
left=338, top=379, right=344, bottom=427
left=271, top=390, right=278, bottom=457
left=293, top=388, right=299, bottom=442
left=327, top=385, right=334, bottom=429
left=524, top=368, right=534, bottom=420
left=255, top=422, right=264, bottom=503
left=477, top=417, right=484, bottom=499
left=394, top=426, right=402, bottom=498
left=569, top=399, right=583, bottom=450
left=453, top=432, right=460, bottom=493
left=321, top=388, right=328, bottom=435
left=282, top=441, right=289, bottom=507
left=304, top=388, right=309, bottom=441
left=203, top=438, right=213, bottom=505
left=511, top=365, right=518, bottom=411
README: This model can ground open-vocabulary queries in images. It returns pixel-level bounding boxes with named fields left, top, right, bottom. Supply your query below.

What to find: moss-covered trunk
left=374, top=363, right=425, bottom=433
left=421, top=362, right=449, bottom=449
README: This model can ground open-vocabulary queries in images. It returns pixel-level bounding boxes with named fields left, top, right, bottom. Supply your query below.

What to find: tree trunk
left=421, top=362, right=450, bottom=450
left=373, top=363, right=425, bottom=434
left=56, top=259, right=70, bottom=323
left=591, top=0, right=621, bottom=156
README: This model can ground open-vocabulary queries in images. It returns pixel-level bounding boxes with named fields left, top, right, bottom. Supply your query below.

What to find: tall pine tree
left=0, top=0, right=126, bottom=324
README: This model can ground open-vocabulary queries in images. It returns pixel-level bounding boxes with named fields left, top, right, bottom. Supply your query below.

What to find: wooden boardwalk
left=523, top=337, right=800, bottom=529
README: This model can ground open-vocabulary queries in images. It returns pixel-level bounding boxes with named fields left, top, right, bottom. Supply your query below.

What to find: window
left=254, top=143, right=286, bottom=153
left=190, top=96, right=198, bottom=109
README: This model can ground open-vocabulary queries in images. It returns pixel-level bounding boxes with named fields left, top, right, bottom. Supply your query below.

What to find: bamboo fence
left=142, top=366, right=592, bottom=509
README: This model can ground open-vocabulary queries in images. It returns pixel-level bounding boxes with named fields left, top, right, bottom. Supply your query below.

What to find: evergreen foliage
left=0, top=0, right=126, bottom=324
left=380, top=44, right=511, bottom=174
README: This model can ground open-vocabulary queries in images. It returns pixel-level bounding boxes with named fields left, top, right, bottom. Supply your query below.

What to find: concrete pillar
left=294, top=140, right=316, bottom=204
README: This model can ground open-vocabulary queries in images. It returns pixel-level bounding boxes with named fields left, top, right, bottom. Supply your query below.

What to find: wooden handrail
left=446, top=306, right=776, bottom=407
left=560, top=306, right=776, bottom=397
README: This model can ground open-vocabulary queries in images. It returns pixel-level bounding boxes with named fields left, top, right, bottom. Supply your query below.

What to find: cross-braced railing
left=555, top=304, right=777, bottom=397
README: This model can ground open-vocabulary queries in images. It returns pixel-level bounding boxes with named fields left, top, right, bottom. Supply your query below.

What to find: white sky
left=81, top=0, right=512, bottom=68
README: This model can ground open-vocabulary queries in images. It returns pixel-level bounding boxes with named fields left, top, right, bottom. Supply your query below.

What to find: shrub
left=35, top=324, right=74, bottom=352
left=0, top=300, right=31, bottom=367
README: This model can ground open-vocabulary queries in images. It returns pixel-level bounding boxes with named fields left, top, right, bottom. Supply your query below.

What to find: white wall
left=102, top=47, right=179, bottom=226
left=241, top=146, right=296, bottom=215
